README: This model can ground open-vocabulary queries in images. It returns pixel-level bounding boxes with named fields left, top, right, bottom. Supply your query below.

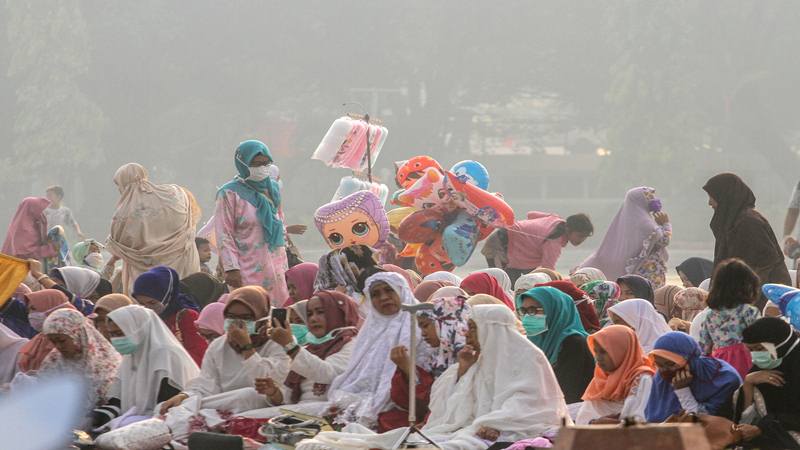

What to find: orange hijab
left=582, top=325, right=655, bottom=402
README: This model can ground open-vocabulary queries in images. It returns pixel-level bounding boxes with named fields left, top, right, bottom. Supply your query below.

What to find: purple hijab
left=578, top=187, right=661, bottom=280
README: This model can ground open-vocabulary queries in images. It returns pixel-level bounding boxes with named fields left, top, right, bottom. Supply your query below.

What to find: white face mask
left=84, top=252, right=104, bottom=269
left=246, top=165, right=271, bottom=182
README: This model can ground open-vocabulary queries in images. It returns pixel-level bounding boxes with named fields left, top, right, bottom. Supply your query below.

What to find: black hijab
left=742, top=318, right=800, bottom=417
left=616, top=274, right=655, bottom=302
left=676, top=257, right=714, bottom=287
left=702, top=173, right=756, bottom=239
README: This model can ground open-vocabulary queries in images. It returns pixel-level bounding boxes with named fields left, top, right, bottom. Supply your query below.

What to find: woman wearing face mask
left=71, top=239, right=105, bottom=272
left=214, top=140, right=289, bottom=304
left=106, top=162, right=201, bottom=295
left=39, top=309, right=122, bottom=427
left=132, top=265, right=207, bottom=365
left=89, top=294, right=134, bottom=340
left=517, top=286, right=594, bottom=404
left=158, top=286, right=290, bottom=415
left=377, top=292, right=472, bottom=432
left=230, top=291, right=360, bottom=422
left=536, top=280, right=601, bottom=333
left=576, top=325, right=656, bottom=425
left=17, top=290, right=77, bottom=373
left=732, top=318, right=800, bottom=449
left=645, top=332, right=741, bottom=422
left=94, top=305, right=199, bottom=428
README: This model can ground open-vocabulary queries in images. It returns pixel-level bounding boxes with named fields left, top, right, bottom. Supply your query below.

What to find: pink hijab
left=578, top=187, right=661, bottom=280
left=2, top=197, right=56, bottom=259
left=194, top=302, right=226, bottom=336
left=284, top=263, right=319, bottom=306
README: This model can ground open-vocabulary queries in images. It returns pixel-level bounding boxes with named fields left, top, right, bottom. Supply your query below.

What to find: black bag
left=187, top=432, right=243, bottom=450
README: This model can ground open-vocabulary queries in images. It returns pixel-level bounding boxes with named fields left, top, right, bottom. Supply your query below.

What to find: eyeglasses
left=517, top=306, right=544, bottom=316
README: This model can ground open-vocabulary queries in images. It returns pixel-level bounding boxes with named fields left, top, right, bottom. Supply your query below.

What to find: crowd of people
left=0, top=139, right=798, bottom=450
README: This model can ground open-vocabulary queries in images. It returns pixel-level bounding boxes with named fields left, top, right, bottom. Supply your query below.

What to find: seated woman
left=0, top=284, right=36, bottom=338
left=26, top=261, right=99, bottom=314
left=17, top=289, right=77, bottom=373
left=180, top=272, right=227, bottom=308
left=617, top=274, right=655, bottom=303
left=518, top=286, right=594, bottom=404
left=413, top=280, right=451, bottom=303
left=159, top=286, right=290, bottom=415
left=194, top=302, right=226, bottom=344
left=377, top=292, right=471, bottom=432
left=38, top=309, right=121, bottom=428
left=285, top=262, right=319, bottom=306
left=733, top=318, right=800, bottom=449
left=297, top=305, right=569, bottom=449
left=460, top=272, right=514, bottom=310
left=671, top=287, right=708, bottom=336
left=536, top=280, right=601, bottom=333
left=580, top=280, right=621, bottom=327
left=514, top=273, right=552, bottom=299
left=132, top=265, right=207, bottom=365
left=324, top=272, right=427, bottom=428
left=645, top=331, right=741, bottom=422
left=654, top=285, right=683, bottom=321
left=576, top=325, right=655, bottom=424
left=90, top=294, right=133, bottom=340
left=676, top=257, right=714, bottom=289
left=94, top=305, right=200, bottom=427
left=243, top=291, right=360, bottom=418
left=570, top=267, right=606, bottom=289
left=608, top=299, right=671, bottom=353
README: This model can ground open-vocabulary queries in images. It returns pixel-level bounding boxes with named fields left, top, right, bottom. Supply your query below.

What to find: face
left=88, top=243, right=102, bottom=254
left=618, top=283, right=636, bottom=301
left=134, top=295, right=165, bottom=315
left=567, top=231, right=590, bottom=246
left=653, top=355, right=683, bottom=378
left=288, top=308, right=304, bottom=325
left=106, top=319, right=125, bottom=339
left=609, top=312, right=632, bottom=329
left=593, top=341, right=618, bottom=373
left=47, top=333, right=81, bottom=359
left=286, top=280, right=298, bottom=301
left=224, top=301, right=256, bottom=321
left=93, top=309, right=110, bottom=339
left=517, top=297, right=544, bottom=317
left=197, top=243, right=212, bottom=263
left=321, top=211, right=380, bottom=249
left=418, top=316, right=440, bottom=348
left=45, top=190, right=62, bottom=204
left=745, top=343, right=766, bottom=352
left=369, top=281, right=402, bottom=316
left=306, top=297, right=328, bottom=338
left=250, top=154, right=272, bottom=167
left=466, top=319, right=480, bottom=352
left=198, top=328, right=221, bottom=343
left=708, top=195, right=718, bottom=209
left=677, top=271, right=693, bottom=288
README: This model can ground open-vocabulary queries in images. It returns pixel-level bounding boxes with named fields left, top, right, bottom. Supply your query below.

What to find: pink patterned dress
left=215, top=190, right=289, bottom=305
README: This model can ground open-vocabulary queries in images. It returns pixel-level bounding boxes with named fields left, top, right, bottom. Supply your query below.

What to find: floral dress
left=626, top=223, right=672, bottom=290
left=699, top=303, right=760, bottom=379
left=215, top=190, right=289, bottom=305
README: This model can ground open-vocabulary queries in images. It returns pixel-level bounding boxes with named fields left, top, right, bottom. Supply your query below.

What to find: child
left=44, top=185, right=85, bottom=243
left=195, top=237, right=213, bottom=275
left=699, top=258, right=761, bottom=379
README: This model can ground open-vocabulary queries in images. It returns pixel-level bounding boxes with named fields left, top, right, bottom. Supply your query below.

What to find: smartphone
left=272, top=308, right=287, bottom=327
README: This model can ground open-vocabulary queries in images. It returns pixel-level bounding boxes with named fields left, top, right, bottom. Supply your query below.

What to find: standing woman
left=215, top=140, right=289, bottom=304
left=106, top=163, right=201, bottom=295
left=579, top=187, right=671, bottom=289
left=703, top=173, right=790, bottom=309
left=2, top=197, right=57, bottom=261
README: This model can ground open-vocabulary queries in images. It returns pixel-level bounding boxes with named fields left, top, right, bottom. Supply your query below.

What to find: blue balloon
left=763, top=284, right=800, bottom=329
left=450, top=160, right=490, bottom=190
left=442, top=211, right=480, bottom=266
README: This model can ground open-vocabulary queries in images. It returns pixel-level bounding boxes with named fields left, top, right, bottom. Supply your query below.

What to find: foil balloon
left=395, top=156, right=443, bottom=189
left=450, top=160, right=490, bottom=190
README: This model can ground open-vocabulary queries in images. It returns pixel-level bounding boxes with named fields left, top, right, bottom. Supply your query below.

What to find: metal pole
left=408, top=312, right=417, bottom=427
left=364, top=114, right=373, bottom=183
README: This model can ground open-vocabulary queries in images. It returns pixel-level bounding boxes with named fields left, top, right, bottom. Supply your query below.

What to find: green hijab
left=519, top=286, right=588, bottom=364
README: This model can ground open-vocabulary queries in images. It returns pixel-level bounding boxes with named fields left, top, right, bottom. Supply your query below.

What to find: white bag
left=94, top=418, right=172, bottom=450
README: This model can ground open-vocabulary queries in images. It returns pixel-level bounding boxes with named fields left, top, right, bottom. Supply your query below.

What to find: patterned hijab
left=419, top=294, right=471, bottom=377
left=40, top=309, right=121, bottom=408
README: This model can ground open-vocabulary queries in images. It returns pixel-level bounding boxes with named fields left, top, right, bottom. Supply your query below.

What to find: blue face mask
left=224, top=318, right=256, bottom=335
left=751, top=351, right=781, bottom=370
left=521, top=314, right=548, bottom=337
left=111, top=336, right=138, bottom=355
left=291, top=324, right=309, bottom=345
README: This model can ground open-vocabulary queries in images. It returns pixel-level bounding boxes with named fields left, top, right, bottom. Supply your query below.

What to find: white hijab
left=423, top=305, right=568, bottom=444
left=423, top=271, right=463, bottom=286
left=608, top=299, right=671, bottom=353
left=55, top=267, right=101, bottom=298
left=0, top=323, right=27, bottom=384
left=514, top=273, right=552, bottom=294
left=327, top=272, right=424, bottom=426
left=108, top=305, right=200, bottom=415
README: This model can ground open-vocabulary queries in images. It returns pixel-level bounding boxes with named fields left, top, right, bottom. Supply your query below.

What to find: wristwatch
left=284, top=342, right=299, bottom=353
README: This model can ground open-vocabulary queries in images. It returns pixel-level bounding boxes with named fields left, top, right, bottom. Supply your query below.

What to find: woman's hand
left=457, top=345, right=480, bottom=379
left=390, top=346, right=412, bottom=377
left=269, top=319, right=293, bottom=347
left=226, top=320, right=253, bottom=350
left=27, top=259, right=43, bottom=278
left=745, top=370, right=785, bottom=387
left=654, top=211, right=670, bottom=226
left=159, top=393, right=189, bottom=415
left=476, top=426, right=500, bottom=441
left=668, top=318, right=690, bottom=332
left=671, top=367, right=693, bottom=390
left=255, top=378, right=284, bottom=405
